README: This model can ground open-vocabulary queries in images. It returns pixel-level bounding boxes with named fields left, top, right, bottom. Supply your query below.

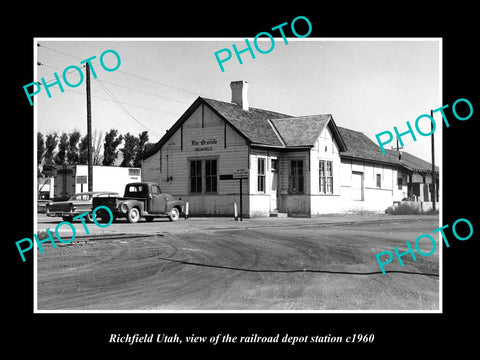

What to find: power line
left=95, top=78, right=192, bottom=105
left=37, top=44, right=85, bottom=61
left=38, top=43, right=202, bottom=96
left=96, top=79, right=163, bottom=137
left=37, top=82, right=182, bottom=116
left=37, top=61, right=184, bottom=115
left=37, top=59, right=194, bottom=105
left=37, top=62, right=82, bottom=84
left=114, top=68, right=200, bottom=96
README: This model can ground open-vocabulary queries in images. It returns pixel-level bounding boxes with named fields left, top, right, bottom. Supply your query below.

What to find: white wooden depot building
left=141, top=81, right=438, bottom=217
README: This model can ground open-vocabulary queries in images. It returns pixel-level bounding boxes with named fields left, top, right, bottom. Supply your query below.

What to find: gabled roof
left=141, top=96, right=407, bottom=169
left=386, top=149, right=439, bottom=174
left=337, top=127, right=401, bottom=166
left=270, top=114, right=347, bottom=151
left=202, top=97, right=289, bottom=146
left=141, top=97, right=290, bottom=159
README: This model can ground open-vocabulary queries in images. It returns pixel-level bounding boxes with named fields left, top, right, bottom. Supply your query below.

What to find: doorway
left=270, top=158, right=279, bottom=211
left=352, top=171, right=364, bottom=201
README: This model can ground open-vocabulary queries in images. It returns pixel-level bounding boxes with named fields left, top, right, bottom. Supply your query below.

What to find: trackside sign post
left=233, top=168, right=248, bottom=221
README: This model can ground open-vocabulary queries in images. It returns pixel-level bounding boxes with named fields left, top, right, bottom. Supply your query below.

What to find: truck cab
left=92, top=182, right=185, bottom=223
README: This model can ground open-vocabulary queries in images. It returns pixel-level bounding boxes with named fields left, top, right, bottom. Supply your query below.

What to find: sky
left=34, top=38, right=441, bottom=163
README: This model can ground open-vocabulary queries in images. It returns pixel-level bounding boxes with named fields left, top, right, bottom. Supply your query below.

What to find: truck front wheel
left=127, top=207, right=140, bottom=223
left=97, top=210, right=115, bottom=224
left=169, top=207, right=180, bottom=222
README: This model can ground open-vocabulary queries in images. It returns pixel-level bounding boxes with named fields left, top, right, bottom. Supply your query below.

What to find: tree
left=120, top=132, right=139, bottom=167
left=78, top=134, right=88, bottom=165
left=67, top=130, right=81, bottom=164
left=103, top=129, right=123, bottom=166
left=134, top=131, right=153, bottom=167
left=37, top=132, right=45, bottom=175
left=43, top=132, right=58, bottom=176
left=54, top=132, right=69, bottom=165
left=119, top=131, right=153, bottom=167
left=92, top=130, right=104, bottom=165
left=79, top=130, right=104, bottom=165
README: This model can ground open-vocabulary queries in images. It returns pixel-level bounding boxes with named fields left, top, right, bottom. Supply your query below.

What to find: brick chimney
left=230, top=80, right=249, bottom=111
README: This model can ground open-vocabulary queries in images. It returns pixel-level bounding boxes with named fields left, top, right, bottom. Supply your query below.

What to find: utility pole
left=430, top=110, right=436, bottom=211
left=86, top=63, right=93, bottom=192
left=392, top=137, right=403, bottom=160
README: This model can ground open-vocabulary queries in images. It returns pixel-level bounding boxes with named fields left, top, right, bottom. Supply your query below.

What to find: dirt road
left=36, top=215, right=439, bottom=311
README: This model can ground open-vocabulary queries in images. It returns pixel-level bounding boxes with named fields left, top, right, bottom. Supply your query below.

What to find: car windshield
left=96, top=193, right=118, bottom=197
left=70, top=194, right=91, bottom=201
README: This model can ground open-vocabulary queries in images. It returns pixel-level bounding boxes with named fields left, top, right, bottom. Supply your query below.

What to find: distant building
left=141, top=81, right=439, bottom=217
left=50, top=164, right=141, bottom=201
left=386, top=149, right=439, bottom=203
left=38, top=177, right=54, bottom=200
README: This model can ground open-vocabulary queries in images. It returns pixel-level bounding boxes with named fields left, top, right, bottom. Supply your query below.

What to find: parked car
left=37, top=200, right=49, bottom=213
left=92, top=182, right=185, bottom=223
left=46, top=191, right=118, bottom=222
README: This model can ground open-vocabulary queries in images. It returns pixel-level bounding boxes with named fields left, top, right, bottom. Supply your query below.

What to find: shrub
left=385, top=202, right=438, bottom=215
left=385, top=203, right=420, bottom=215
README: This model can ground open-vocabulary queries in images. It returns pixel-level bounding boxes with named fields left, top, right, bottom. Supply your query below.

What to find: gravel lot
left=36, top=214, right=439, bottom=311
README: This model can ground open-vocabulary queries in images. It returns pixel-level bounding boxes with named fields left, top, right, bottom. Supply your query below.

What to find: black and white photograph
left=7, top=7, right=478, bottom=355
left=33, top=38, right=442, bottom=312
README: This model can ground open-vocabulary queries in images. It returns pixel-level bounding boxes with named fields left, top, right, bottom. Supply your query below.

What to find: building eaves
left=338, top=126, right=401, bottom=166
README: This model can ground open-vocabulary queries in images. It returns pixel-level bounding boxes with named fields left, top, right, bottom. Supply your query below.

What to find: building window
left=190, top=158, right=218, bottom=194
left=271, top=159, right=278, bottom=172
left=319, top=160, right=333, bottom=194
left=257, top=158, right=266, bottom=193
left=376, top=174, right=382, bottom=188
left=128, top=168, right=141, bottom=176
left=397, top=177, right=403, bottom=190
left=289, top=160, right=304, bottom=194
left=205, top=159, right=218, bottom=193
left=190, top=160, right=202, bottom=193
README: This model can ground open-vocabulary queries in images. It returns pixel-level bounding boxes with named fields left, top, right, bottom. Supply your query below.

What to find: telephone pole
left=392, top=137, right=403, bottom=159
left=86, top=63, right=93, bottom=192
left=431, top=110, right=436, bottom=211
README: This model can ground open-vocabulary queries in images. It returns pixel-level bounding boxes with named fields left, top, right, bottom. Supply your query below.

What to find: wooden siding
left=153, top=103, right=249, bottom=198
left=141, top=151, right=161, bottom=184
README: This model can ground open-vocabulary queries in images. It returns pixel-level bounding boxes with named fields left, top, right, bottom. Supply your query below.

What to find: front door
left=270, top=158, right=279, bottom=211
left=149, top=184, right=167, bottom=214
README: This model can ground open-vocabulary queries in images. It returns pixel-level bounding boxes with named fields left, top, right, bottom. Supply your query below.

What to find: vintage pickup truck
left=92, top=182, right=185, bottom=223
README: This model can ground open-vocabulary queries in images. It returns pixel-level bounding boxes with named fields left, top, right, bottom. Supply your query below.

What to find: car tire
left=62, top=216, right=73, bottom=222
left=127, top=207, right=140, bottom=223
left=86, top=212, right=94, bottom=223
left=145, top=216, right=154, bottom=222
left=169, top=207, right=180, bottom=222
left=97, top=210, right=115, bottom=223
